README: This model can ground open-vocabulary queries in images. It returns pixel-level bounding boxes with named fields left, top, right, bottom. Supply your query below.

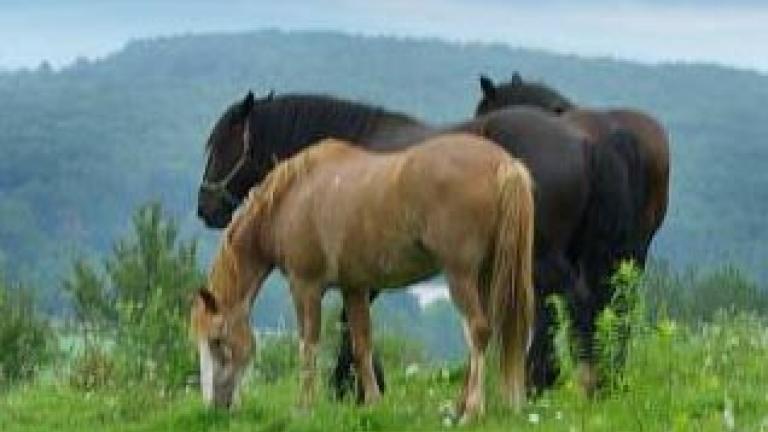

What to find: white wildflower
left=528, top=412, right=540, bottom=424
left=405, top=363, right=419, bottom=378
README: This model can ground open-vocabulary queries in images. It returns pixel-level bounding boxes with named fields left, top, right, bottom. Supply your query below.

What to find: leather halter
left=199, top=120, right=252, bottom=208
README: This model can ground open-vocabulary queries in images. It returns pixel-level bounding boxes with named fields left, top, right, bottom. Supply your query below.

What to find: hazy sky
left=1, top=0, right=767, bottom=73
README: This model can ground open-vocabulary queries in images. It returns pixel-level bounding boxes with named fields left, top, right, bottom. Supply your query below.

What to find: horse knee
left=350, top=336, right=371, bottom=364
left=470, top=318, right=491, bottom=351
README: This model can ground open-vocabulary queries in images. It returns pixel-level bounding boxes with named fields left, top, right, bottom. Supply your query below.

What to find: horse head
left=191, top=287, right=256, bottom=409
left=198, top=90, right=275, bottom=228
left=475, top=73, right=575, bottom=117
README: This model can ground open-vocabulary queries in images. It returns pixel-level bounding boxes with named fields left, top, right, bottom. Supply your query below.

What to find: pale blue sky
left=1, top=0, right=766, bottom=72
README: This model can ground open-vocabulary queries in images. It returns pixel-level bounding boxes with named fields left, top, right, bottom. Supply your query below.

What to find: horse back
left=467, top=108, right=591, bottom=255
left=272, top=135, right=521, bottom=289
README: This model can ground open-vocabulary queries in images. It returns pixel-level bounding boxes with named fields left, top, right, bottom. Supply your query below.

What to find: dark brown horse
left=477, top=73, right=669, bottom=268
left=477, top=73, right=670, bottom=387
left=197, top=91, right=633, bottom=394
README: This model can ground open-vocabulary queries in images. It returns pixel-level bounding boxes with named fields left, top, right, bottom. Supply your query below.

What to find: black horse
left=477, top=73, right=669, bottom=269
left=197, top=91, right=636, bottom=396
left=477, top=73, right=670, bottom=386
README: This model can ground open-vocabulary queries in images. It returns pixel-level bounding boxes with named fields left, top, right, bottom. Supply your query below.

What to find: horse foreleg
left=291, top=279, right=322, bottom=410
left=342, top=289, right=381, bottom=405
left=569, top=270, right=599, bottom=397
left=446, top=273, right=490, bottom=423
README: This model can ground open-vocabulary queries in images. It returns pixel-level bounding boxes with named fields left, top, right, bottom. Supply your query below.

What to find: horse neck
left=210, top=209, right=273, bottom=313
left=254, top=97, right=427, bottom=157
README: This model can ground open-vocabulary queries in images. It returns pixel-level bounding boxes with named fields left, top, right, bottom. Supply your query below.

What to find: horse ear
left=197, top=288, right=218, bottom=314
left=265, top=90, right=275, bottom=101
left=510, top=72, right=523, bottom=86
left=479, top=75, right=496, bottom=99
left=242, top=91, right=255, bottom=113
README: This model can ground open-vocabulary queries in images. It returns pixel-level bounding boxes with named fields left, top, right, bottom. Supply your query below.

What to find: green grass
left=2, top=313, right=768, bottom=431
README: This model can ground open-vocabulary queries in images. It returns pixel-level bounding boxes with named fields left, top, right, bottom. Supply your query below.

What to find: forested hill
left=0, top=29, right=766, bottom=299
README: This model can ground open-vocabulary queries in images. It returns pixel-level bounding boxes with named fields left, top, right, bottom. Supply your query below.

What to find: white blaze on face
left=199, top=340, right=215, bottom=405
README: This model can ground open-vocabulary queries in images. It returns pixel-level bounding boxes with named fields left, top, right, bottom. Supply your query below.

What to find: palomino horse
left=476, top=73, right=670, bottom=388
left=191, top=134, right=535, bottom=422
left=197, top=92, right=634, bottom=394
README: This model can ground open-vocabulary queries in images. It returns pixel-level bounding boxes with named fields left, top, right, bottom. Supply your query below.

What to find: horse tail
left=582, top=129, right=645, bottom=289
left=490, top=158, right=535, bottom=409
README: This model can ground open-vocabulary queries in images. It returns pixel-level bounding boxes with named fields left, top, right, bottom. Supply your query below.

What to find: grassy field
left=2, top=313, right=767, bottom=432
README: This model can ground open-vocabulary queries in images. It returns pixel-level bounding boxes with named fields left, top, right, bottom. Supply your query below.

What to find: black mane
left=248, top=94, right=430, bottom=160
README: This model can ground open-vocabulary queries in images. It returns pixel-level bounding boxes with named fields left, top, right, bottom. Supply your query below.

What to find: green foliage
left=645, top=262, right=768, bottom=324
left=547, top=294, right=575, bottom=386
left=0, top=278, right=55, bottom=388
left=252, top=333, right=298, bottom=384
left=4, top=311, right=768, bottom=431
left=108, top=203, right=201, bottom=312
left=62, top=258, right=113, bottom=327
left=373, top=333, right=426, bottom=373
left=594, top=261, right=645, bottom=392
left=67, top=345, right=114, bottom=391
left=64, top=203, right=203, bottom=390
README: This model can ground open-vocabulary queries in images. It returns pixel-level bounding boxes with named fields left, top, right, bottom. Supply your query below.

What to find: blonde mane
left=244, top=138, right=354, bottom=217
left=206, top=139, right=355, bottom=308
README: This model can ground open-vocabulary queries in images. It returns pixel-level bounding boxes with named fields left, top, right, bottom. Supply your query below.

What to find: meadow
left=2, top=311, right=768, bottom=431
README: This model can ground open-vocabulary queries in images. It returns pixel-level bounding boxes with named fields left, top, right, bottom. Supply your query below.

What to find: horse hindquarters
left=571, top=130, right=640, bottom=393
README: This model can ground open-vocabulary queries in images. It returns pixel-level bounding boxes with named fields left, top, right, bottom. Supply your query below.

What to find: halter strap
left=200, top=119, right=252, bottom=207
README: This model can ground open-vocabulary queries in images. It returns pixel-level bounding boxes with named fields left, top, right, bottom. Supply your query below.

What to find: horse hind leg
left=342, top=288, right=381, bottom=405
left=446, top=272, right=490, bottom=424
left=331, top=290, right=386, bottom=402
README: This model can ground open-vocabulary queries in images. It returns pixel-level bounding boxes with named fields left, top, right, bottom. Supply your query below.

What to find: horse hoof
left=577, top=362, right=598, bottom=398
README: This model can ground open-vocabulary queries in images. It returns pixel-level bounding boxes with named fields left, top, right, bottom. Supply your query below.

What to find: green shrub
left=0, top=279, right=55, bottom=388
left=63, top=203, right=203, bottom=390
left=595, top=261, right=645, bottom=391
left=547, top=294, right=575, bottom=386
left=68, top=345, right=115, bottom=391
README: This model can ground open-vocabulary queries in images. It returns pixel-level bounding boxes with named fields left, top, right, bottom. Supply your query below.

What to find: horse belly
left=338, top=234, right=438, bottom=289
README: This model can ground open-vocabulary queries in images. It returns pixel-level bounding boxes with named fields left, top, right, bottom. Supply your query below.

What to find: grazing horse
left=191, top=135, right=536, bottom=422
left=477, top=73, right=670, bottom=388
left=197, top=92, right=630, bottom=394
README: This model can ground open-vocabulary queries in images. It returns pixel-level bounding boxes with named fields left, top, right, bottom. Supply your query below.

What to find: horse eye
left=210, top=337, right=224, bottom=351
left=210, top=338, right=232, bottom=362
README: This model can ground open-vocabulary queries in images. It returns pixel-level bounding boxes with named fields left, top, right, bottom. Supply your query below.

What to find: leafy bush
left=547, top=294, right=574, bottom=386
left=595, top=261, right=645, bottom=391
left=0, top=278, right=55, bottom=388
left=63, top=203, right=203, bottom=390
left=68, top=345, right=114, bottom=391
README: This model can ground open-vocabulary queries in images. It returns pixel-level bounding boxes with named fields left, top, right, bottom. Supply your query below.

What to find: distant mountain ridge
left=0, top=29, right=766, bottom=302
